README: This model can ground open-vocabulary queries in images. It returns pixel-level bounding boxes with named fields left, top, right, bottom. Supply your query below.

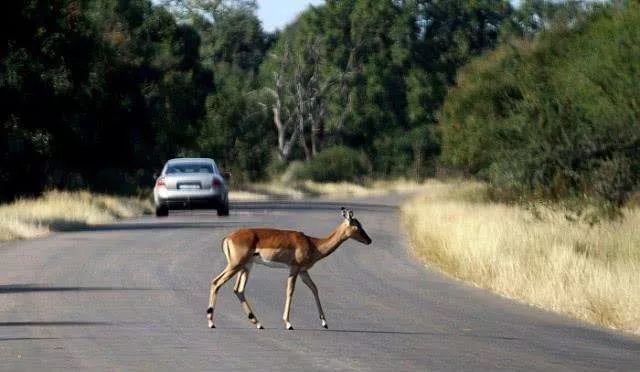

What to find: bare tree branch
left=261, top=36, right=357, bottom=161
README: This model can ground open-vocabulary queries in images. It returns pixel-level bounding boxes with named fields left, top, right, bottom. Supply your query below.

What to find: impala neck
left=315, top=223, right=348, bottom=258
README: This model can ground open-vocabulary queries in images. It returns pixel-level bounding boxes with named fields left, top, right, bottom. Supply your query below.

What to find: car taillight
left=156, top=177, right=166, bottom=187
left=212, top=178, right=222, bottom=188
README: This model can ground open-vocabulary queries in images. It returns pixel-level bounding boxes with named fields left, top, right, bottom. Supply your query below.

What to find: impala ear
left=341, top=207, right=350, bottom=220
left=348, top=209, right=354, bottom=219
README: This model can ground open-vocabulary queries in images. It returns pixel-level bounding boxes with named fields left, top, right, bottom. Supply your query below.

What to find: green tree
left=188, top=3, right=273, bottom=181
left=1, top=0, right=105, bottom=197
left=440, top=3, right=640, bottom=207
left=0, top=0, right=214, bottom=198
left=254, top=0, right=513, bottom=180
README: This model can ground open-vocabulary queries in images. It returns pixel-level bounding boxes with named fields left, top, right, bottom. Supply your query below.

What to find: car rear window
left=166, top=163, right=214, bottom=174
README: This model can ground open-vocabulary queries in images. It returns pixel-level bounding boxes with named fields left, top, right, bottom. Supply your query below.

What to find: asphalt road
left=0, top=196, right=639, bottom=371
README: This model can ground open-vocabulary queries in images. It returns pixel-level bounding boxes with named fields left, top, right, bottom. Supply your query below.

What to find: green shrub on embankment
left=440, top=5, right=640, bottom=211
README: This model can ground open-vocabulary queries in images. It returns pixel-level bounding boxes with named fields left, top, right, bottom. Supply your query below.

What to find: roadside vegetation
left=6, top=1, right=635, bottom=211
left=440, top=3, right=640, bottom=211
left=246, top=179, right=424, bottom=199
left=398, top=3, right=640, bottom=334
left=402, top=181, right=640, bottom=335
left=0, top=191, right=152, bottom=242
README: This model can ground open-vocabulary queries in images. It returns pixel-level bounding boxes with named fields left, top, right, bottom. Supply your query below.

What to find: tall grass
left=0, top=190, right=153, bottom=242
left=401, top=180, right=640, bottom=335
left=247, top=179, right=424, bottom=199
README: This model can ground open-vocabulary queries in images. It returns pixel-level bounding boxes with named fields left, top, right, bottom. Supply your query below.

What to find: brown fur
left=228, top=228, right=320, bottom=268
left=206, top=213, right=372, bottom=329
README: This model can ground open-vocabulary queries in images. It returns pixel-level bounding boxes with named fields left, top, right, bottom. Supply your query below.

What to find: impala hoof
left=321, top=319, right=328, bottom=329
left=285, top=322, right=294, bottom=330
left=256, top=323, right=264, bottom=330
left=207, top=308, right=214, bottom=328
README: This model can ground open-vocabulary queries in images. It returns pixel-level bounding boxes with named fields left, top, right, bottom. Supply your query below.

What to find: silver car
left=153, top=158, right=229, bottom=217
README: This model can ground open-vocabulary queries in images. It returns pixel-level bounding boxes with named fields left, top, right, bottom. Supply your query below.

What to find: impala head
left=340, top=207, right=372, bottom=245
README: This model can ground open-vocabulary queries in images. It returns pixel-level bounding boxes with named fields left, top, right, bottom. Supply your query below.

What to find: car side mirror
left=222, top=171, right=231, bottom=179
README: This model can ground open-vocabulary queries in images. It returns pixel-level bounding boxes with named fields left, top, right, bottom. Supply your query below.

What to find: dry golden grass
left=0, top=190, right=153, bottom=242
left=245, top=182, right=309, bottom=199
left=305, top=179, right=425, bottom=196
left=246, top=179, right=424, bottom=199
left=401, top=180, right=640, bottom=335
left=228, top=190, right=270, bottom=201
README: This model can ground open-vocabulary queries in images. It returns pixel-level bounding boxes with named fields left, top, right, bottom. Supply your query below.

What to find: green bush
left=440, top=4, right=640, bottom=207
left=373, top=126, right=439, bottom=180
left=292, top=146, right=371, bottom=183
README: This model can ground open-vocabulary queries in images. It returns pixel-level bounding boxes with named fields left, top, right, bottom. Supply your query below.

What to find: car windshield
left=166, top=162, right=214, bottom=174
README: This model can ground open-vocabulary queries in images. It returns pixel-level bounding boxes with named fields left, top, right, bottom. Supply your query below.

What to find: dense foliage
left=290, top=145, right=371, bottom=183
left=440, top=3, right=640, bottom=207
left=1, top=0, right=513, bottom=200
left=2, top=0, right=636, bottom=210
left=1, top=0, right=212, bottom=198
left=257, top=0, right=511, bottom=179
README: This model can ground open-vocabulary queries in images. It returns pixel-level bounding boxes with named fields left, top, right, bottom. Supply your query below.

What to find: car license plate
left=179, top=184, right=201, bottom=190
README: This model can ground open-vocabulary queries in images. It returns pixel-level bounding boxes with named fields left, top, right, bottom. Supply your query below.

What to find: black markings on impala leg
left=207, top=307, right=213, bottom=314
left=248, top=313, right=255, bottom=320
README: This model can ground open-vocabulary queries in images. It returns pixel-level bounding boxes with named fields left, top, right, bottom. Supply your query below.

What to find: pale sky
left=256, top=0, right=325, bottom=32
left=256, top=1, right=525, bottom=33
left=156, top=0, right=526, bottom=33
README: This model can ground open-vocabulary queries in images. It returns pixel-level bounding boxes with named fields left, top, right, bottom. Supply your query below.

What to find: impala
left=206, top=207, right=372, bottom=330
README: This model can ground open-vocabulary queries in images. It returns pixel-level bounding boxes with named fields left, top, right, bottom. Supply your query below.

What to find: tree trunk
left=310, top=105, right=325, bottom=156
left=273, top=106, right=286, bottom=160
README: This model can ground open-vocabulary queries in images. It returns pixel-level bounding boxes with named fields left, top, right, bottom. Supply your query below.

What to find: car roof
left=166, top=158, right=216, bottom=164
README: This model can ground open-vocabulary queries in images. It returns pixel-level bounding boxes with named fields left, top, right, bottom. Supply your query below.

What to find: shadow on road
left=50, top=221, right=244, bottom=232
left=0, top=321, right=112, bottom=327
left=67, top=221, right=238, bottom=231
left=13, top=217, right=243, bottom=233
left=0, top=337, right=63, bottom=341
left=0, top=284, right=164, bottom=293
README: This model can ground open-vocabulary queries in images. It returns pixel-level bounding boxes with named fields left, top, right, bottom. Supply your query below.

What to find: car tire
left=155, top=205, right=169, bottom=217
left=217, top=201, right=229, bottom=217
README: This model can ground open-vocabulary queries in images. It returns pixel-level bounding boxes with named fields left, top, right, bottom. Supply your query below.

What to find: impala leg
left=282, top=269, right=299, bottom=330
left=207, top=265, right=240, bottom=329
left=300, top=271, right=327, bottom=329
left=234, top=267, right=263, bottom=329
left=232, top=271, right=243, bottom=293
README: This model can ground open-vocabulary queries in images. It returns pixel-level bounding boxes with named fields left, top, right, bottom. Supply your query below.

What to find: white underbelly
left=251, top=255, right=290, bottom=269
